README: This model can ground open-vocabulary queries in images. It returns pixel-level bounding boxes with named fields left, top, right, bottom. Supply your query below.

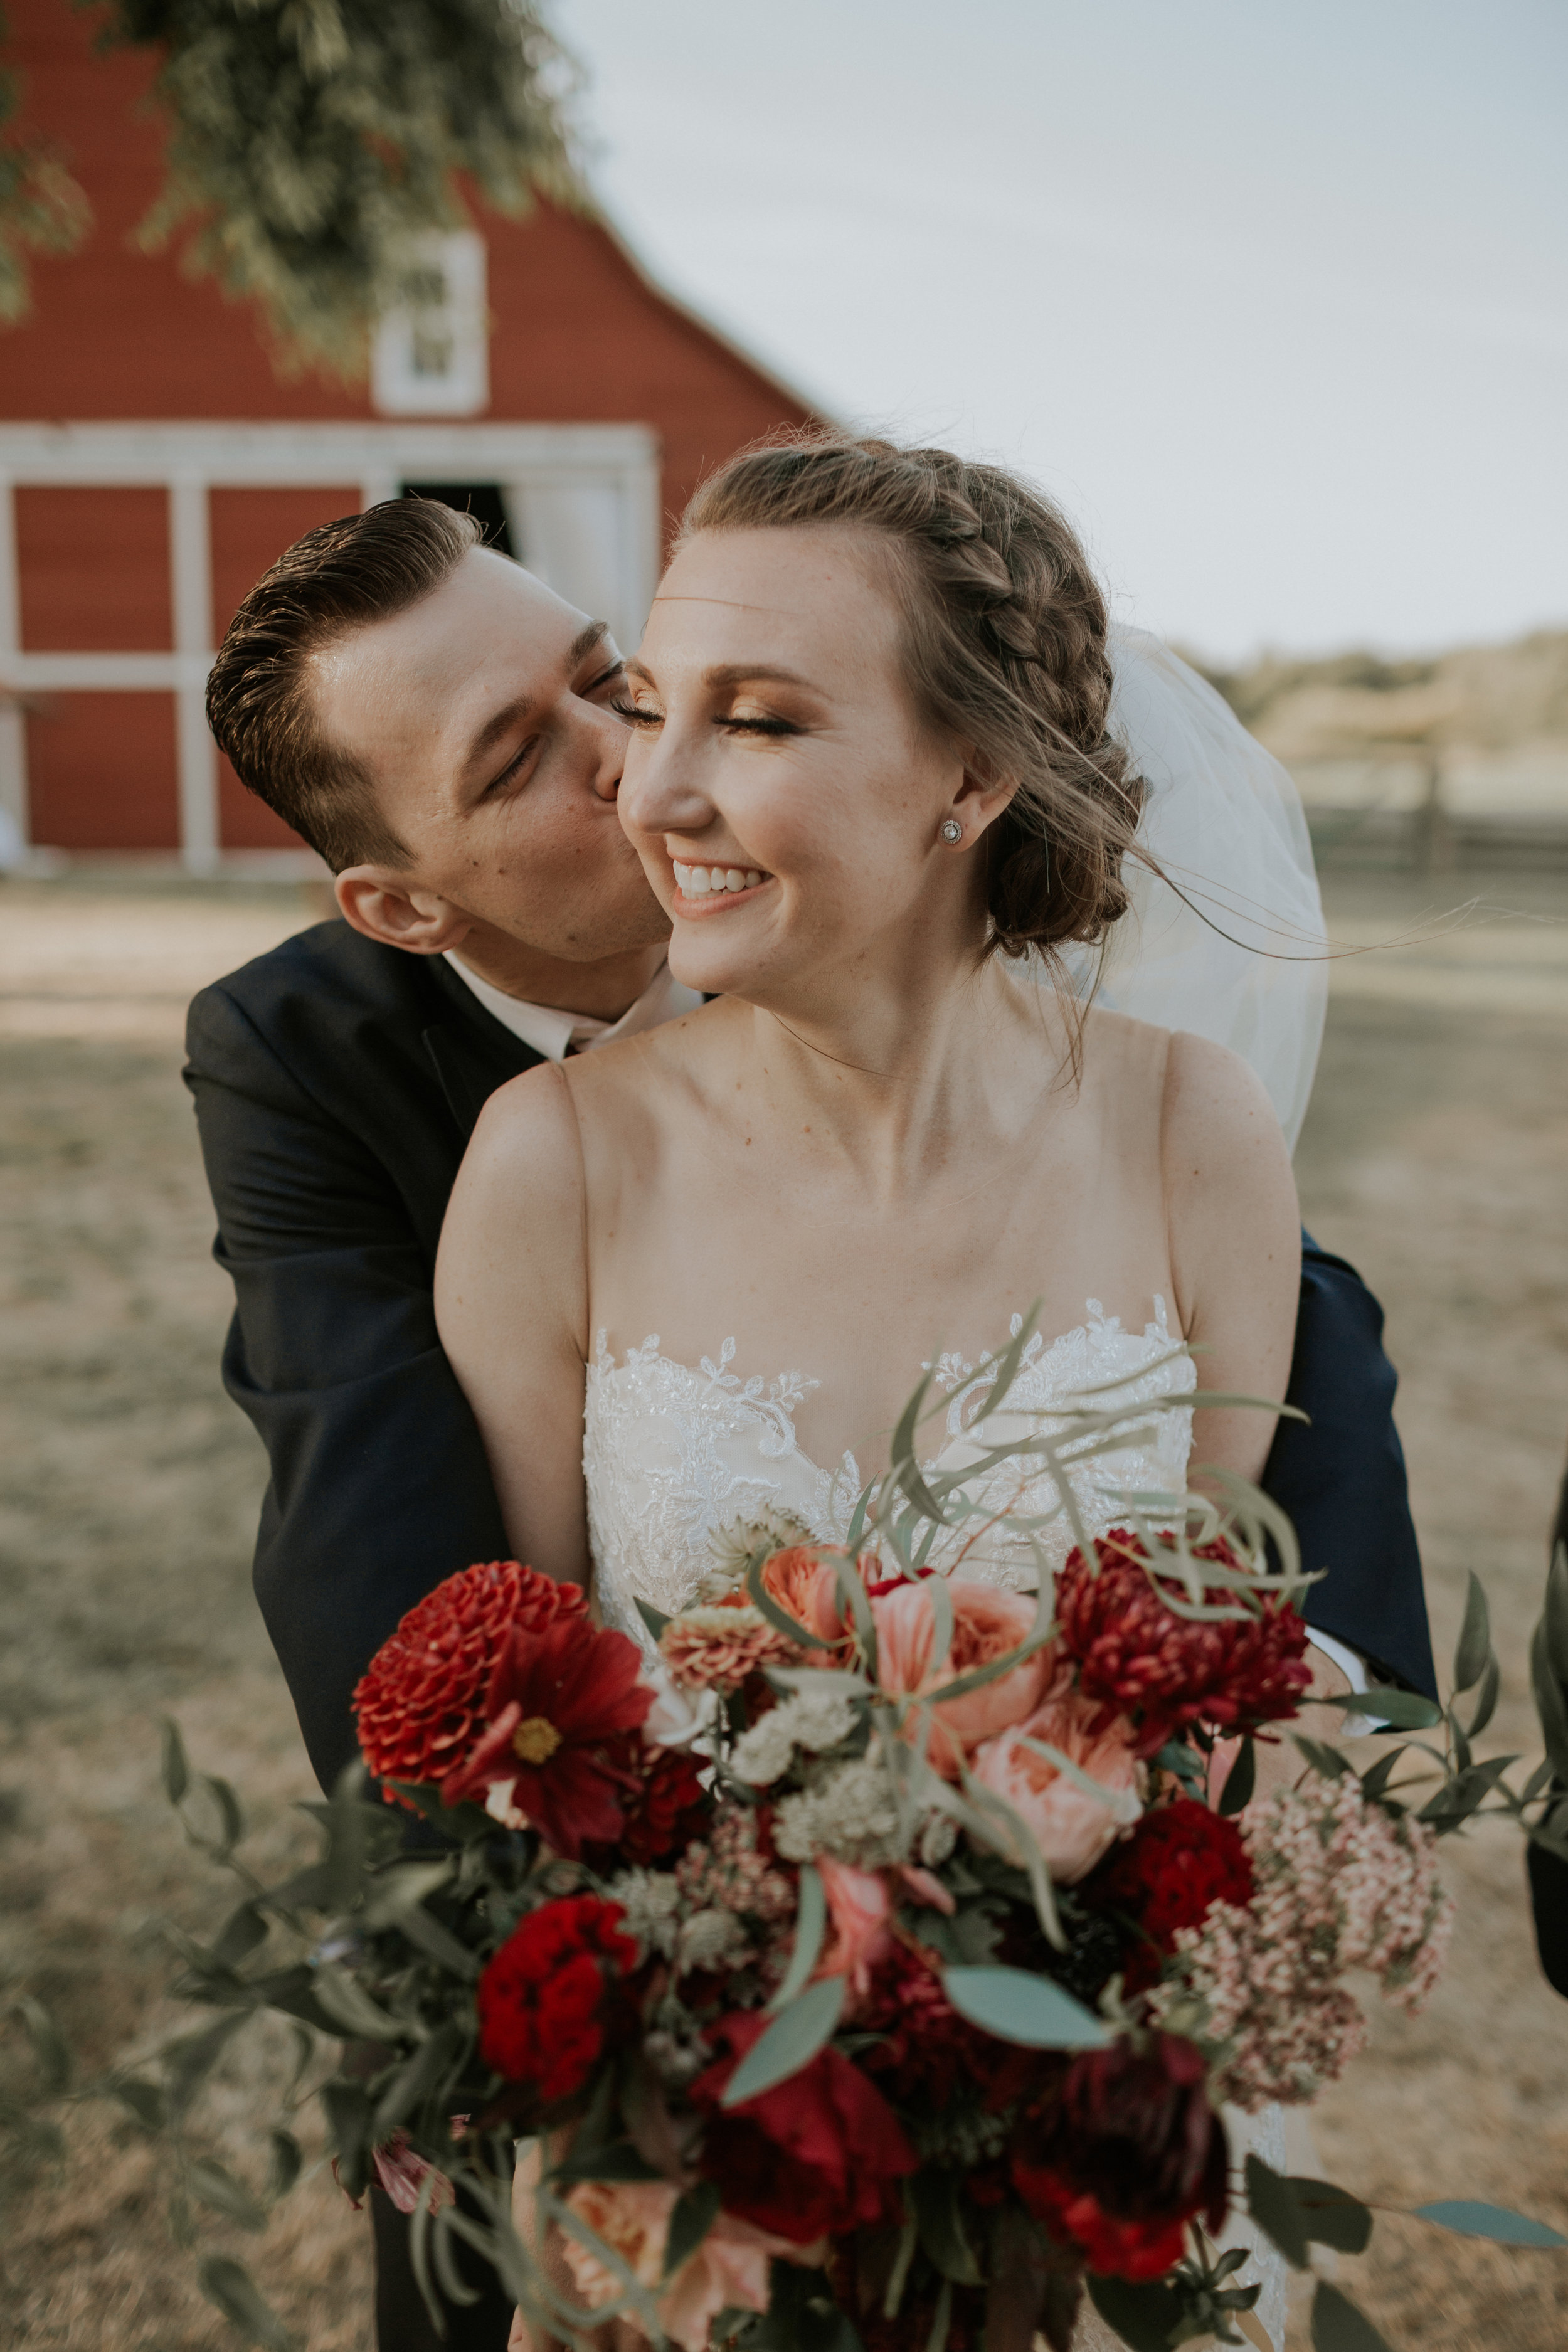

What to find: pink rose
left=972, top=1690, right=1143, bottom=1883
left=760, top=1545, right=853, bottom=1647
left=815, top=1857, right=896, bottom=1997
left=561, top=2179, right=822, bottom=2352
left=872, top=1580, right=1059, bottom=1778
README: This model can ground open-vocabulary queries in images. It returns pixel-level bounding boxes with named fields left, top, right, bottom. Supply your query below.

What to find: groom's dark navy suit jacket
left=185, top=917, right=1437, bottom=1793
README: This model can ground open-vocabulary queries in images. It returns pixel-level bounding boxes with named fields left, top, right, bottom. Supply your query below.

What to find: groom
left=186, top=497, right=1436, bottom=2344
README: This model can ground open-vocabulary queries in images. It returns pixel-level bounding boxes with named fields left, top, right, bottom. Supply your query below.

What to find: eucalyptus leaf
left=1359, top=1747, right=1406, bottom=1802
left=1293, top=1736, right=1351, bottom=1780
left=1463, top=1653, right=1501, bottom=1740
left=201, top=1772, right=246, bottom=1855
left=1321, top=1686, right=1440, bottom=1731
left=14, top=1995, right=71, bottom=2094
left=1412, top=2200, right=1568, bottom=2247
left=310, top=1961, right=404, bottom=2043
left=1545, top=1542, right=1568, bottom=1689
left=189, top=2154, right=268, bottom=2232
left=198, top=2256, right=295, bottom=2351
left=1311, top=2281, right=1393, bottom=2351
left=1083, top=2274, right=1190, bottom=2352
left=1453, top=1571, right=1491, bottom=1693
left=372, top=2020, right=466, bottom=2140
left=267, top=2128, right=304, bottom=2203
left=1285, top=2178, right=1374, bottom=2255
left=941, top=1966, right=1108, bottom=2049
left=722, top=1976, right=847, bottom=2107
left=111, top=2077, right=166, bottom=2132
left=664, top=2181, right=721, bottom=2279
left=768, top=1863, right=827, bottom=2012
left=211, top=1899, right=270, bottom=1971
left=636, top=1597, right=671, bottom=1643
left=322, top=2080, right=374, bottom=2201
left=1532, top=1618, right=1568, bottom=1783
left=160, top=1716, right=190, bottom=1808
left=1219, top=1735, right=1256, bottom=1816
left=1245, top=2154, right=1308, bottom=2269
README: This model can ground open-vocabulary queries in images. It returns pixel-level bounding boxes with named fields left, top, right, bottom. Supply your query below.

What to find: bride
left=435, top=435, right=1303, bottom=2348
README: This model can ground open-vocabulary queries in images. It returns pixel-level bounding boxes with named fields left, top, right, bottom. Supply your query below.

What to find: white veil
left=1057, top=625, right=1328, bottom=1153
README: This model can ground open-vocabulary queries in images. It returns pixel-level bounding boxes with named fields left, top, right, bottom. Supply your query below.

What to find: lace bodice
left=583, top=1300, right=1196, bottom=1664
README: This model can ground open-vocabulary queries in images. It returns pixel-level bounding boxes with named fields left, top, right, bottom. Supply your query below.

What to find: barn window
left=372, top=232, right=490, bottom=418
left=400, top=483, right=514, bottom=556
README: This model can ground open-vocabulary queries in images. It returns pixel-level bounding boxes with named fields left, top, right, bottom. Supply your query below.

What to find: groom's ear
left=335, top=866, right=474, bottom=957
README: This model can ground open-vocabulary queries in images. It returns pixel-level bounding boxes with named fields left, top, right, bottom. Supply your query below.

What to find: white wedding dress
left=583, top=1301, right=1290, bottom=2352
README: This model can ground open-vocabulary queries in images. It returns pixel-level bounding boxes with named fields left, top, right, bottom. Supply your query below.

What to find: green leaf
left=721, top=1976, right=846, bottom=2107
left=1311, top=2281, right=1393, bottom=2351
left=1218, top=1735, right=1256, bottom=1816
left=371, top=2020, right=467, bottom=2141
left=1083, top=2275, right=1190, bottom=2352
left=551, top=2138, right=662, bottom=2185
left=911, top=2169, right=982, bottom=2284
left=1245, top=2154, right=1308, bottom=2269
left=1321, top=1686, right=1441, bottom=1730
left=166, top=2011, right=248, bottom=2117
left=309, top=1961, right=403, bottom=2043
left=201, top=1773, right=246, bottom=1855
left=160, top=1715, right=189, bottom=1808
left=1293, top=1735, right=1351, bottom=1780
left=1534, top=1618, right=1568, bottom=1784
left=1463, top=1653, right=1501, bottom=1740
left=1359, top=1747, right=1407, bottom=1803
left=111, top=2077, right=166, bottom=2132
left=267, top=2129, right=303, bottom=2202
left=14, top=1995, right=71, bottom=2094
left=1286, top=2178, right=1374, bottom=2255
left=941, top=1966, right=1110, bottom=2050
left=1545, top=1542, right=1568, bottom=1688
left=189, top=2155, right=268, bottom=2233
left=1412, top=2200, right=1568, bottom=2248
left=198, top=2256, right=295, bottom=2351
left=322, top=2080, right=374, bottom=2202
left=1453, top=1571, right=1491, bottom=1693
left=665, top=2181, right=721, bottom=2279
left=768, top=1863, right=827, bottom=2013
left=211, top=1899, right=270, bottom=1971
left=637, top=1597, right=671, bottom=1643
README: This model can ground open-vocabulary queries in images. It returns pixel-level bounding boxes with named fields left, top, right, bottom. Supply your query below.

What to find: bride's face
left=616, top=526, right=993, bottom=1001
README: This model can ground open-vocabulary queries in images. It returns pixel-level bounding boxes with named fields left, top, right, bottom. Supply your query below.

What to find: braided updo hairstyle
left=679, top=432, right=1144, bottom=976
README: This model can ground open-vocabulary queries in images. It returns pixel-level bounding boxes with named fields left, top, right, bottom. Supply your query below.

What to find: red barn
left=0, top=0, right=817, bottom=868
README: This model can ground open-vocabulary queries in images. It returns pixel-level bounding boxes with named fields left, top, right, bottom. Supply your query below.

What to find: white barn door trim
left=0, top=421, right=662, bottom=871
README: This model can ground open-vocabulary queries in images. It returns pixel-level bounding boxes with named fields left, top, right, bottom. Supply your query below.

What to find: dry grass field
left=1, top=872, right=1565, bottom=2351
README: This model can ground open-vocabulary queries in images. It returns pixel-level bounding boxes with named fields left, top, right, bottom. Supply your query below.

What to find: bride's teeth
left=687, top=867, right=711, bottom=895
left=724, top=869, right=746, bottom=892
left=707, top=867, right=726, bottom=891
left=745, top=871, right=761, bottom=888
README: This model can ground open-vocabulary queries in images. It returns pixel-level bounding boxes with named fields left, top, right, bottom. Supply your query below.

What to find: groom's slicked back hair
left=681, top=432, right=1146, bottom=995
left=206, top=498, right=484, bottom=872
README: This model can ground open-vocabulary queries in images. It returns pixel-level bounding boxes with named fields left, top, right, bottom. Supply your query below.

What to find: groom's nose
left=580, top=698, right=628, bottom=802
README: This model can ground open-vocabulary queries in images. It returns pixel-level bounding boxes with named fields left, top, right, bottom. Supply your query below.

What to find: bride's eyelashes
left=609, top=699, right=802, bottom=741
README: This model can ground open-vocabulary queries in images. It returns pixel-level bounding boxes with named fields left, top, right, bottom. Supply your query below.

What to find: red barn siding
left=209, top=486, right=362, bottom=642
left=26, top=691, right=179, bottom=848
left=16, top=485, right=171, bottom=650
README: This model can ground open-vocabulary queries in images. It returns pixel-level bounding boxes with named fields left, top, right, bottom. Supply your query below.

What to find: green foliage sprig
left=89, top=0, right=581, bottom=376
left=0, top=9, right=93, bottom=323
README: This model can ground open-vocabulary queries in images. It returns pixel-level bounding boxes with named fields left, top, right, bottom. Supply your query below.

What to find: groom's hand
left=1250, top=1643, right=1356, bottom=1806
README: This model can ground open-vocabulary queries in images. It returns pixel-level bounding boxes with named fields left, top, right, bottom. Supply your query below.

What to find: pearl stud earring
left=940, top=818, right=963, bottom=844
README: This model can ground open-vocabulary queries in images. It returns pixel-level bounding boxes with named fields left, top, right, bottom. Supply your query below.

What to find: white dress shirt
left=442, top=952, right=702, bottom=1061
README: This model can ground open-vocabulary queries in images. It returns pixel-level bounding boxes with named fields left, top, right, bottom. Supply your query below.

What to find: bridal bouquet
left=9, top=1330, right=1567, bottom=2352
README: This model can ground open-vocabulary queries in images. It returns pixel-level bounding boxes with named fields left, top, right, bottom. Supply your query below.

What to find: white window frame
left=371, top=230, right=490, bottom=418
left=0, top=420, right=662, bottom=871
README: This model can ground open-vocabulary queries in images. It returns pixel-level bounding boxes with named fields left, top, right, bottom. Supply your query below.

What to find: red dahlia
left=1011, top=2032, right=1227, bottom=2282
left=585, top=1735, right=710, bottom=1868
left=439, top=1611, right=653, bottom=1859
left=1088, top=1798, right=1254, bottom=1991
left=354, top=1560, right=588, bottom=1793
left=1056, top=1529, right=1311, bottom=1755
left=690, top=2013, right=917, bottom=2245
left=477, top=1895, right=637, bottom=2104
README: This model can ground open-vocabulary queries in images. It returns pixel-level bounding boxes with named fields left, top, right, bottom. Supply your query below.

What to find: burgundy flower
left=354, top=1560, right=591, bottom=1795
left=1056, top=1529, right=1311, bottom=1755
left=440, top=1611, right=652, bottom=1858
left=1088, top=1798, right=1255, bottom=1991
left=1011, top=2032, right=1228, bottom=2281
left=585, top=1736, right=710, bottom=1868
left=689, top=2014, right=917, bottom=2245
left=477, top=1895, right=638, bottom=2104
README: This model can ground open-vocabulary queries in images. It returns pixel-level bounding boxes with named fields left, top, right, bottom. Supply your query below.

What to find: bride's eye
left=610, top=699, right=663, bottom=728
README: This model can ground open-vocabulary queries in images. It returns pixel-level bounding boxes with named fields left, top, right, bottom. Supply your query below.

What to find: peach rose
left=971, top=1690, right=1143, bottom=1883
left=815, top=1856, right=896, bottom=1996
left=871, top=1579, right=1059, bottom=1777
left=561, top=2178, right=823, bottom=2352
left=760, top=1544, right=856, bottom=1647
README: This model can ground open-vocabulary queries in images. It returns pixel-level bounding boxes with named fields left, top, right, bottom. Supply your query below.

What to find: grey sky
left=554, top=0, right=1565, bottom=660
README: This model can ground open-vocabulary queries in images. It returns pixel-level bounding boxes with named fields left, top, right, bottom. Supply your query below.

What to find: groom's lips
left=670, top=859, right=773, bottom=914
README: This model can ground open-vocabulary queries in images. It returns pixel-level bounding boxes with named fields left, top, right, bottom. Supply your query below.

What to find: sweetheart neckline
left=585, top=1297, right=1194, bottom=1495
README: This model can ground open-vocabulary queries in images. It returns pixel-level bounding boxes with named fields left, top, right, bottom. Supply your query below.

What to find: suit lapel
left=420, top=965, right=541, bottom=1140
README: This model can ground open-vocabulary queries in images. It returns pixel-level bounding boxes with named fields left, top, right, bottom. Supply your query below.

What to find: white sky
left=553, top=0, right=1567, bottom=663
